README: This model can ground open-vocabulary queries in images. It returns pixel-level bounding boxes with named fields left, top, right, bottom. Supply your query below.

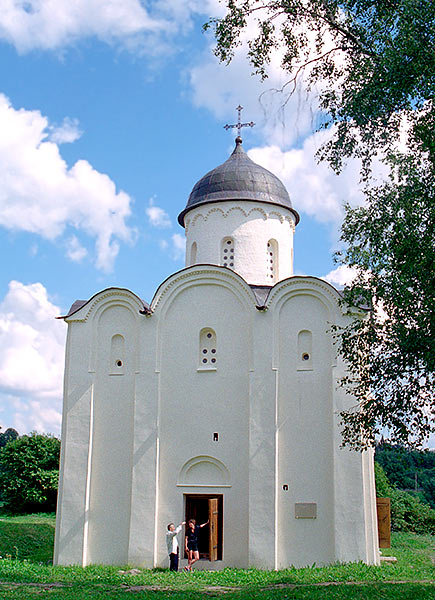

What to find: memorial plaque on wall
left=295, top=503, right=317, bottom=519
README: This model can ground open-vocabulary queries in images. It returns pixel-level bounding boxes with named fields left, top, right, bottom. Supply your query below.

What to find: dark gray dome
left=178, top=137, right=300, bottom=226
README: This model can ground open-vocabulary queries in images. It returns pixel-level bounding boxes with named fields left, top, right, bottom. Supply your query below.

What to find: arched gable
left=266, top=276, right=344, bottom=320
left=64, top=288, right=145, bottom=375
left=64, top=287, right=147, bottom=323
left=151, top=265, right=257, bottom=373
left=151, top=265, right=258, bottom=315
left=266, top=277, right=346, bottom=372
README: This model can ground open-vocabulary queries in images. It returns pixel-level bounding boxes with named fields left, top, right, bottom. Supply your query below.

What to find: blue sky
left=0, top=1, right=365, bottom=436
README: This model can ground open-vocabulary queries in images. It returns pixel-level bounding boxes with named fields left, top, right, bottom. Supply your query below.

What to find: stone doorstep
left=380, top=556, right=398, bottom=563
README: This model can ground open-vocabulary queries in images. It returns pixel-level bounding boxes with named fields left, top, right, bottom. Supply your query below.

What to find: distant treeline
left=375, top=442, right=435, bottom=509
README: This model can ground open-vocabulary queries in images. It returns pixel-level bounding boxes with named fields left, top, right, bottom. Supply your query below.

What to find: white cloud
left=65, top=235, right=88, bottom=262
left=154, top=0, right=225, bottom=33
left=0, top=0, right=224, bottom=54
left=146, top=198, right=172, bottom=228
left=0, top=0, right=165, bottom=53
left=248, top=129, right=364, bottom=226
left=0, top=93, right=133, bottom=272
left=322, top=265, right=358, bottom=288
left=189, top=41, right=320, bottom=149
left=48, top=117, right=82, bottom=144
left=188, top=14, right=345, bottom=149
left=0, top=281, right=66, bottom=434
left=171, top=233, right=185, bottom=260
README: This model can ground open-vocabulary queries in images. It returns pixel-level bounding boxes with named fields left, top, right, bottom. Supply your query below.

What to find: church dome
left=178, top=137, right=300, bottom=226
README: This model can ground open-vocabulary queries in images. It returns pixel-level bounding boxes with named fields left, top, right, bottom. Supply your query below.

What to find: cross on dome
left=223, top=105, right=255, bottom=140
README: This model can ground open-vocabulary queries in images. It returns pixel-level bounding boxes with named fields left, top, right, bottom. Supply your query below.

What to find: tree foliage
left=336, top=151, right=435, bottom=448
left=0, top=433, right=60, bottom=514
left=206, top=0, right=435, bottom=448
left=0, top=428, right=19, bottom=448
left=206, top=0, right=435, bottom=168
left=374, top=461, right=435, bottom=534
left=376, top=443, right=435, bottom=509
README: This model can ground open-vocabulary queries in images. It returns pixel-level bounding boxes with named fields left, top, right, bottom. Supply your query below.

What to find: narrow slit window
left=266, top=239, right=278, bottom=282
left=221, top=237, right=235, bottom=269
left=199, top=328, right=217, bottom=369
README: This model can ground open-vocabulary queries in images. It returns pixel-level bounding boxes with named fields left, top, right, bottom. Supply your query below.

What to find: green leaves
left=0, top=433, right=60, bottom=514
left=208, top=0, right=435, bottom=449
left=335, top=151, right=435, bottom=448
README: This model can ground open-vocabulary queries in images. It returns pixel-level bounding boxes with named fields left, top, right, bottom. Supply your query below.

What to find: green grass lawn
left=0, top=512, right=55, bottom=563
left=0, top=514, right=433, bottom=599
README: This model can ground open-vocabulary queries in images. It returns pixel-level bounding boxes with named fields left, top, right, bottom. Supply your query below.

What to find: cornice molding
left=185, top=203, right=295, bottom=233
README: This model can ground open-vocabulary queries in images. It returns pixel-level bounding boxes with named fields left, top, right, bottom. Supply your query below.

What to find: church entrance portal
left=184, top=494, right=223, bottom=561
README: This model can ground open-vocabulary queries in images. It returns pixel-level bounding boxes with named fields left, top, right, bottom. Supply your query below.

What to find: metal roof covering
left=249, top=285, right=273, bottom=307
left=178, top=137, right=300, bottom=226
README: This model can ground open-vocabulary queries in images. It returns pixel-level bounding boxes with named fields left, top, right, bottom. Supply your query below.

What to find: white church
left=54, top=125, right=380, bottom=569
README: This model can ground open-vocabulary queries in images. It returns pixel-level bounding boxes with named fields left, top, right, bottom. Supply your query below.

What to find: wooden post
left=376, top=497, right=391, bottom=548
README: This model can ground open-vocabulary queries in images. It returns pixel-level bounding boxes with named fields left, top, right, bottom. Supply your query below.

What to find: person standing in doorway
left=184, top=518, right=209, bottom=572
left=166, top=521, right=185, bottom=571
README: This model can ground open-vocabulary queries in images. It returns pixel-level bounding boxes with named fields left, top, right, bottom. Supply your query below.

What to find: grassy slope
left=0, top=513, right=55, bottom=563
left=0, top=516, right=433, bottom=598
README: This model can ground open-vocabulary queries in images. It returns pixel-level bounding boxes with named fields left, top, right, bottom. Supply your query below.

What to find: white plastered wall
left=54, top=289, right=158, bottom=567
left=184, top=202, right=296, bottom=285
left=266, top=277, right=380, bottom=567
left=331, top=313, right=380, bottom=566
left=55, top=271, right=379, bottom=569
left=151, top=267, right=256, bottom=568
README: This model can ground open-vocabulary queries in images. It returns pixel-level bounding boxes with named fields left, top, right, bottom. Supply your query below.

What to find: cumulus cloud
left=0, top=0, right=165, bottom=53
left=0, top=281, right=66, bottom=434
left=0, top=0, right=224, bottom=54
left=322, top=265, right=358, bottom=288
left=248, top=129, right=364, bottom=225
left=145, top=198, right=172, bottom=228
left=188, top=12, right=345, bottom=149
left=0, top=93, right=133, bottom=272
left=189, top=42, right=320, bottom=149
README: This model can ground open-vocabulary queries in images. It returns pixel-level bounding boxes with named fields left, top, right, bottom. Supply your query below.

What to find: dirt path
left=0, top=579, right=434, bottom=593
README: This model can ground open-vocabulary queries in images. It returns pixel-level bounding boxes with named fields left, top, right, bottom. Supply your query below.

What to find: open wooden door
left=376, top=497, right=391, bottom=548
left=208, top=498, right=219, bottom=562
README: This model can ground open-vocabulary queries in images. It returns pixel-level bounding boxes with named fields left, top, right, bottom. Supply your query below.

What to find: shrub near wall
left=375, top=462, right=435, bottom=534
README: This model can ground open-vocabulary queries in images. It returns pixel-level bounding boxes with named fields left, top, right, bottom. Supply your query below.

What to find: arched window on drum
left=199, top=328, right=217, bottom=369
left=266, top=239, right=278, bottom=283
left=190, top=241, right=197, bottom=266
left=221, top=237, right=235, bottom=269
